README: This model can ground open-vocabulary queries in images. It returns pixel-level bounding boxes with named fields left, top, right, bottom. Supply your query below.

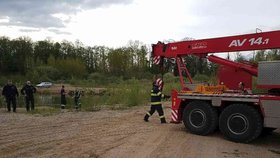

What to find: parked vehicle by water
left=36, top=82, right=53, bottom=88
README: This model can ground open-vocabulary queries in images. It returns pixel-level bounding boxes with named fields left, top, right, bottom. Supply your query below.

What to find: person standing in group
left=21, top=81, right=36, bottom=112
left=1, top=80, right=19, bottom=112
left=60, top=85, right=67, bottom=110
left=144, top=80, right=170, bottom=123
left=74, top=89, right=81, bottom=110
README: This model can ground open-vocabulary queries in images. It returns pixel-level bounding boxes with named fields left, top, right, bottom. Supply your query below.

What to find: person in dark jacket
left=60, top=85, right=67, bottom=109
left=1, top=80, right=19, bottom=112
left=144, top=81, right=170, bottom=123
left=21, top=81, right=36, bottom=111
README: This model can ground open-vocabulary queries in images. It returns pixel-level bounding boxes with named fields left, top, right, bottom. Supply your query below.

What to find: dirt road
left=0, top=103, right=280, bottom=158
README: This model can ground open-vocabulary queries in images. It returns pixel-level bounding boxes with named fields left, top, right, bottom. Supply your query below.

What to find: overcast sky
left=0, top=0, right=279, bottom=48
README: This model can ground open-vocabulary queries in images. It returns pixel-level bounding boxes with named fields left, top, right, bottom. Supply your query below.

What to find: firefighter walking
left=144, top=80, right=169, bottom=123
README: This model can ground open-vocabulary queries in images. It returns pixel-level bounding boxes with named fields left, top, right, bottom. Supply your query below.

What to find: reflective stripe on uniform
left=151, top=102, right=161, bottom=105
left=146, top=112, right=151, bottom=116
left=151, top=91, right=162, bottom=96
left=159, top=115, right=165, bottom=119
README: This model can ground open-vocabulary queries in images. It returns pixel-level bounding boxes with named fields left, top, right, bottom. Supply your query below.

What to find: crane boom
left=207, top=55, right=258, bottom=76
left=152, top=30, right=280, bottom=58
left=152, top=30, right=280, bottom=90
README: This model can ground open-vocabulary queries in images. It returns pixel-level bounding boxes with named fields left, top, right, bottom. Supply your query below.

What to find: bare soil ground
left=0, top=103, right=280, bottom=158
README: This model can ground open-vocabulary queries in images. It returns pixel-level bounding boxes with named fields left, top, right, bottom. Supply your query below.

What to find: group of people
left=1, top=78, right=168, bottom=127
left=2, top=78, right=168, bottom=123
left=60, top=85, right=82, bottom=111
left=1, top=80, right=82, bottom=112
left=1, top=80, right=36, bottom=112
left=2, top=77, right=168, bottom=122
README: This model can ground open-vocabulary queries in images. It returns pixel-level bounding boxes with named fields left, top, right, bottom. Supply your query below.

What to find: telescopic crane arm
left=152, top=30, right=280, bottom=58
left=152, top=30, right=280, bottom=90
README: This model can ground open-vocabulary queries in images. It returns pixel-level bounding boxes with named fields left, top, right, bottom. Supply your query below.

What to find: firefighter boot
left=160, top=117, right=167, bottom=124
left=144, top=114, right=149, bottom=122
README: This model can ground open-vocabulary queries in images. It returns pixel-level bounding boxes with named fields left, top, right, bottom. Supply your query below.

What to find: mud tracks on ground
left=0, top=104, right=280, bottom=158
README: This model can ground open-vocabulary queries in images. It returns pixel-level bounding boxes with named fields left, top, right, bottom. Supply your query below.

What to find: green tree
left=11, top=37, right=33, bottom=74
left=254, top=50, right=266, bottom=62
left=266, top=49, right=280, bottom=61
left=56, top=58, right=87, bottom=79
left=34, top=40, right=54, bottom=64
left=107, top=48, right=128, bottom=76
left=0, top=36, right=12, bottom=73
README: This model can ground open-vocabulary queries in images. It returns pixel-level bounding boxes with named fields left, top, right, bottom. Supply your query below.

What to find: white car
left=36, top=82, right=53, bottom=88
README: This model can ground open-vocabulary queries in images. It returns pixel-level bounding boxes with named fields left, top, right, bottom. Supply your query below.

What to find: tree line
left=1, top=36, right=279, bottom=83
left=0, top=37, right=154, bottom=82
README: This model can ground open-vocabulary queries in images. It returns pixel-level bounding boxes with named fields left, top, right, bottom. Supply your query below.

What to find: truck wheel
left=183, top=101, right=218, bottom=135
left=219, top=104, right=263, bottom=143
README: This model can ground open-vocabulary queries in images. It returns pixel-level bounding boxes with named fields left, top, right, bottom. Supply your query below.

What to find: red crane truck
left=152, top=30, right=280, bottom=143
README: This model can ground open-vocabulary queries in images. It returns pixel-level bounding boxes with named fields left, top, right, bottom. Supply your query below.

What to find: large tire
left=183, top=101, right=218, bottom=135
left=219, top=104, right=263, bottom=143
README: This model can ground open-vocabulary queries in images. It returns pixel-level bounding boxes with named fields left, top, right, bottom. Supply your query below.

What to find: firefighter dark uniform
left=21, top=81, right=36, bottom=111
left=144, top=83, right=169, bottom=123
left=2, top=81, right=19, bottom=112
left=74, top=90, right=81, bottom=110
left=61, top=85, right=67, bottom=109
